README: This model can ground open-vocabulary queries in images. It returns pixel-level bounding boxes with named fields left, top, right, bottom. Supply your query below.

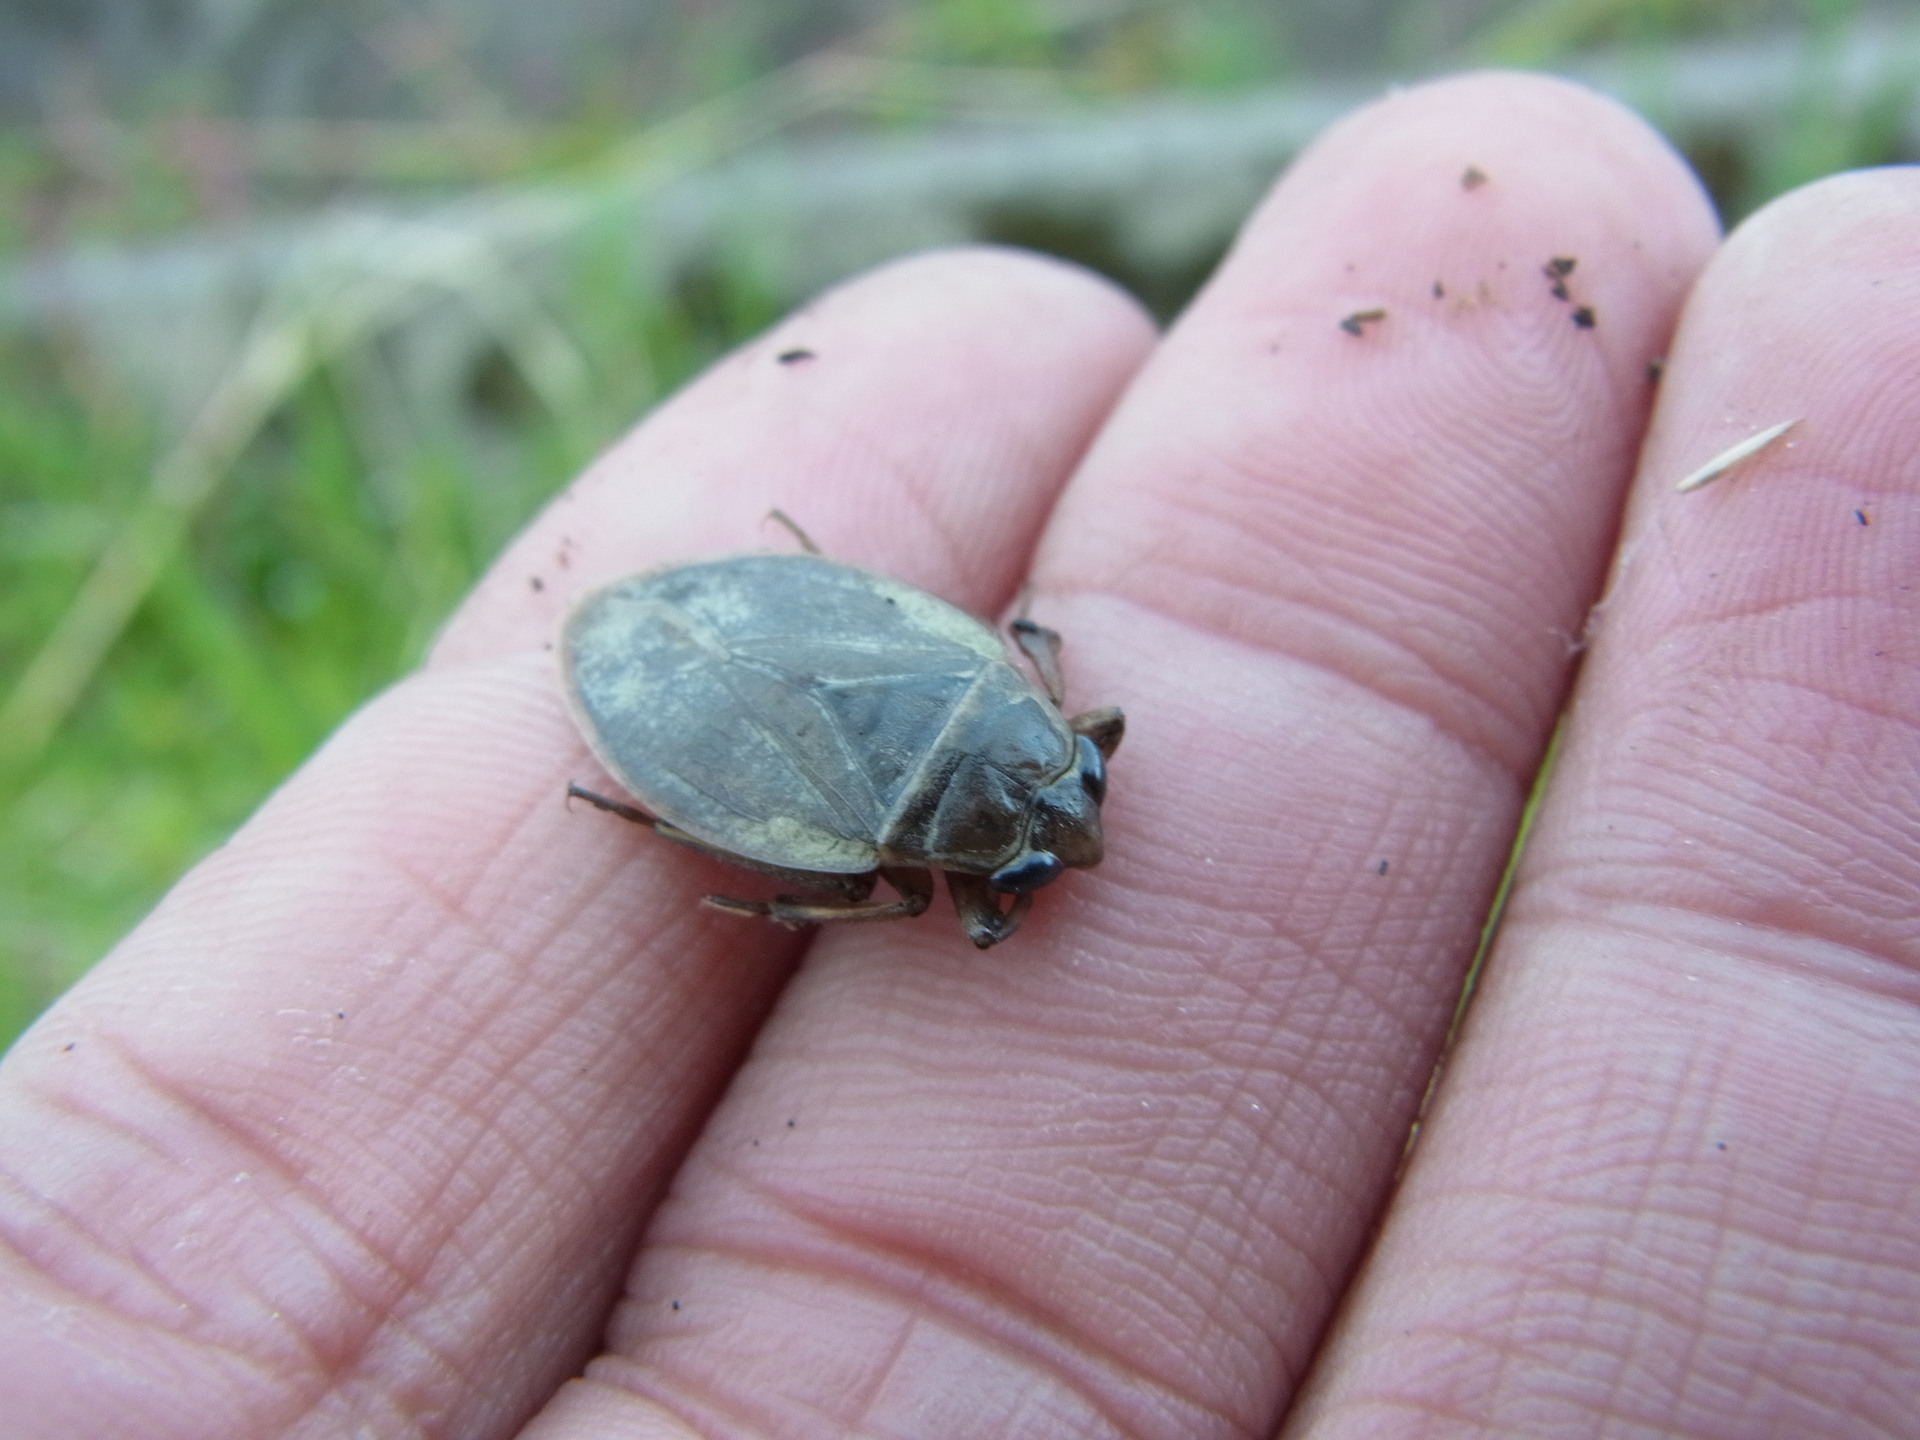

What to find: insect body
left=561, top=551, right=1121, bottom=948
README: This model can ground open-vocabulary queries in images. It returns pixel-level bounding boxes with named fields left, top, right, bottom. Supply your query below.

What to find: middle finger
left=535, top=73, right=1721, bottom=1438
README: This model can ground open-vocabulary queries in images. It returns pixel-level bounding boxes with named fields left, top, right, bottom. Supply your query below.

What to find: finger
left=522, top=75, right=1719, bottom=1438
left=431, top=249, right=1148, bottom=665
left=0, top=250, right=1154, bottom=1438
left=1286, top=171, right=1920, bottom=1437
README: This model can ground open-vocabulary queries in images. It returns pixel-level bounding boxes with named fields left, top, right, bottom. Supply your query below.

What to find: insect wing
left=563, top=555, right=1005, bottom=874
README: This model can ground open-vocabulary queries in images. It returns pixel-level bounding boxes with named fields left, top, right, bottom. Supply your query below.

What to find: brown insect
left=560, top=519, right=1121, bottom=948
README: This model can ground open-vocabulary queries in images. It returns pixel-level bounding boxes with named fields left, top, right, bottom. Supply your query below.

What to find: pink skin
left=0, top=71, right=1914, bottom=1440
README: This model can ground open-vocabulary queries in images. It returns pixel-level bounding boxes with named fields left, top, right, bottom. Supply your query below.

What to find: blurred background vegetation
left=1, top=0, right=1915, bottom=1044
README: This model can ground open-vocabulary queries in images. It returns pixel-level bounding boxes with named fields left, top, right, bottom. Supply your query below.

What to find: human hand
left=4, top=72, right=1915, bottom=1438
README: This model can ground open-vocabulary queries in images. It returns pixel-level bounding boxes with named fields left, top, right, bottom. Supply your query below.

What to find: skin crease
left=0, top=68, right=1915, bottom=1440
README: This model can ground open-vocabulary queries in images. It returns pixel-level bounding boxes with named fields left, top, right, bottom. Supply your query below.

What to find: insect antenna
left=765, top=508, right=823, bottom=555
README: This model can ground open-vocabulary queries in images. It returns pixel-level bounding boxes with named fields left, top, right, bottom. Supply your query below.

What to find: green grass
left=0, top=0, right=1910, bottom=1047
left=0, top=225, right=788, bottom=1039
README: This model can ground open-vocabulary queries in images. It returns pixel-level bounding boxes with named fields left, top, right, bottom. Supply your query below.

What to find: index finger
left=0, top=249, right=1154, bottom=1437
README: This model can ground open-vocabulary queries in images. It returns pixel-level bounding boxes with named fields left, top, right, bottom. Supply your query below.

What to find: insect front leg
left=705, top=866, right=933, bottom=928
left=945, top=872, right=1034, bottom=950
left=1009, top=618, right=1068, bottom=707
left=567, top=782, right=657, bottom=827
left=765, top=507, right=823, bottom=555
left=1008, top=618, right=1126, bottom=762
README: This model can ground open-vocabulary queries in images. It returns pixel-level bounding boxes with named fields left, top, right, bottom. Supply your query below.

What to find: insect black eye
left=990, top=851, right=1063, bottom=894
left=1076, top=734, right=1107, bottom=806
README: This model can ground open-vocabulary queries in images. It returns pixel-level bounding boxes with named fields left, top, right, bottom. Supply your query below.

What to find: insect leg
left=1067, top=705, right=1124, bottom=759
left=945, top=872, right=1034, bottom=950
left=705, top=866, right=932, bottom=927
left=765, top=508, right=823, bottom=555
left=1009, top=618, right=1068, bottom=707
left=566, top=782, right=657, bottom=826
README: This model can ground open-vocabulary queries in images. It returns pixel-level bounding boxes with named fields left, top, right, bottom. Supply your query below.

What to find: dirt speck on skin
left=1462, top=165, right=1488, bottom=190
left=1432, top=280, right=1444, bottom=299
left=530, top=576, right=544, bottom=592
left=1543, top=258, right=1578, bottom=303
left=1647, top=358, right=1666, bottom=384
left=1340, top=308, right=1387, bottom=337
left=1572, top=307, right=1596, bottom=329
left=1856, top=509, right=1872, bottom=526
left=777, top=348, right=816, bottom=365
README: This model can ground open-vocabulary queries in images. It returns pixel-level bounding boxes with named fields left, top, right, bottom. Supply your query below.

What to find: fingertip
left=1291, top=69, right=1718, bottom=229
left=431, top=244, right=1157, bottom=669
left=1225, top=68, right=1721, bottom=328
left=1630, top=163, right=1920, bottom=548
left=1717, top=163, right=1920, bottom=257
left=1042, top=65, right=1723, bottom=779
left=871, top=242, right=1159, bottom=345
left=1682, top=164, right=1920, bottom=345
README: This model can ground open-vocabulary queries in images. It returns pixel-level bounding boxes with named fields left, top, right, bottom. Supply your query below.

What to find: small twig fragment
left=1674, top=418, right=1801, bottom=493
left=1340, top=308, right=1387, bottom=337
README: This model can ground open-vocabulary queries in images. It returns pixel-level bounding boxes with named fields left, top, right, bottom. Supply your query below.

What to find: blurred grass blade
left=0, top=51, right=982, bottom=768
left=0, top=317, right=310, bottom=766
left=0, top=216, right=599, bottom=765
